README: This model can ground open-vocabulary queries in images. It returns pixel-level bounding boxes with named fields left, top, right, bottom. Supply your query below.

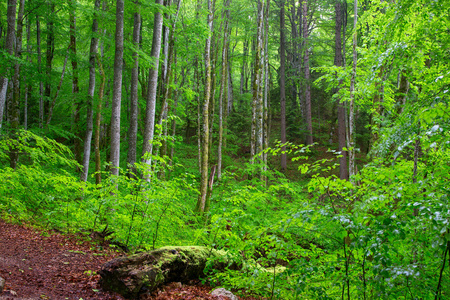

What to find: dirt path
left=0, top=219, right=256, bottom=300
left=0, top=219, right=126, bottom=299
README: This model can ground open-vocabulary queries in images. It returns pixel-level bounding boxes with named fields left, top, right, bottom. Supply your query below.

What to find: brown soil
left=0, top=219, right=261, bottom=300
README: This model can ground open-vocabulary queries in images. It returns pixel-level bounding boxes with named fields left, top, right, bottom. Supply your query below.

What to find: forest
left=0, top=0, right=449, bottom=298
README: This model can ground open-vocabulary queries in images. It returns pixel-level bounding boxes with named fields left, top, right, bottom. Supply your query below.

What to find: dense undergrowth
left=1, top=129, right=449, bottom=299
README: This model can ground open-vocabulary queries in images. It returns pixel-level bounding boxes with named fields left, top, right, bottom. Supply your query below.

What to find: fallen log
left=99, top=246, right=228, bottom=299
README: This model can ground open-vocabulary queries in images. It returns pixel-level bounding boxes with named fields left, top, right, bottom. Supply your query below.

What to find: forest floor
left=0, top=219, right=258, bottom=300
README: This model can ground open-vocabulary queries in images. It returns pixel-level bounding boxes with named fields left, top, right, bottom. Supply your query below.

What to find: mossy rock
left=99, top=246, right=228, bottom=298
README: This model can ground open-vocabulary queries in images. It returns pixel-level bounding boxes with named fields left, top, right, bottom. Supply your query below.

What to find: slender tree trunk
left=195, top=0, right=213, bottom=213
left=126, top=1, right=141, bottom=175
left=142, top=0, right=164, bottom=178
left=263, top=0, right=270, bottom=181
left=253, top=0, right=264, bottom=159
left=9, top=0, right=22, bottom=169
left=335, top=0, right=348, bottom=180
left=303, top=0, right=313, bottom=145
left=81, top=0, right=101, bottom=182
left=240, top=39, right=248, bottom=96
left=45, top=3, right=55, bottom=121
left=68, top=2, right=82, bottom=165
left=36, top=16, right=44, bottom=129
left=110, top=0, right=125, bottom=176
left=24, top=15, right=31, bottom=130
left=0, top=0, right=17, bottom=131
left=348, top=0, right=357, bottom=180
left=280, top=0, right=287, bottom=172
left=95, top=54, right=106, bottom=185
left=218, top=0, right=231, bottom=180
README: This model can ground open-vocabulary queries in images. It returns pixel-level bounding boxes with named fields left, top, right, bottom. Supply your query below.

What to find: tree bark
left=95, top=54, right=106, bottom=185
left=348, top=0, right=357, bottom=180
left=280, top=0, right=287, bottom=172
left=81, top=0, right=101, bottom=182
left=195, top=0, right=213, bottom=213
left=36, top=16, right=44, bottom=129
left=218, top=0, right=231, bottom=180
left=142, top=0, right=164, bottom=178
left=110, top=0, right=125, bottom=176
left=303, top=0, right=313, bottom=145
left=126, top=2, right=141, bottom=175
left=0, top=0, right=17, bottom=131
left=9, top=0, right=23, bottom=169
left=335, top=0, right=348, bottom=180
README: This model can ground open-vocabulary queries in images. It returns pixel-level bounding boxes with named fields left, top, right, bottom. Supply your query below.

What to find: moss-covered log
left=99, top=246, right=228, bottom=298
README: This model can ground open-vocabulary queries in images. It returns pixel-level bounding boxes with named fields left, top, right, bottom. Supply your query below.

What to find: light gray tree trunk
left=142, top=0, right=164, bottom=178
left=195, top=0, right=213, bottom=213
left=81, top=0, right=101, bottom=182
left=218, top=0, right=231, bottom=180
left=348, top=0, right=357, bottom=180
left=110, top=0, right=125, bottom=176
left=126, top=1, right=141, bottom=175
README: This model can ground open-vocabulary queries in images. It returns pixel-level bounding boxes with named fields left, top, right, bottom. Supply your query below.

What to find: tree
left=0, top=0, right=17, bottom=131
left=81, top=0, right=101, bottom=182
left=335, top=0, right=348, bottom=180
left=110, top=0, right=125, bottom=176
left=303, top=0, right=313, bottom=145
left=218, top=0, right=231, bottom=180
left=195, top=0, right=213, bottom=213
left=348, top=0, right=357, bottom=180
left=279, top=0, right=287, bottom=172
left=142, top=0, right=164, bottom=178
left=126, top=1, right=141, bottom=175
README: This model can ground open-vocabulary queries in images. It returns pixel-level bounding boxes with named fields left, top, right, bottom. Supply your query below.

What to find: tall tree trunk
left=218, top=0, right=231, bottom=180
left=195, top=0, right=213, bottom=213
left=95, top=53, right=106, bottom=185
left=68, top=2, right=82, bottom=165
left=0, top=0, right=17, bottom=131
left=335, top=0, right=348, bottom=180
left=253, top=0, right=264, bottom=160
left=45, top=3, right=55, bottom=120
left=348, top=0, right=357, bottom=180
left=142, top=0, right=164, bottom=178
left=126, top=1, right=141, bottom=176
left=36, top=16, right=44, bottom=129
left=303, top=0, right=313, bottom=145
left=240, top=39, right=248, bottom=96
left=24, top=15, right=31, bottom=130
left=81, top=0, right=101, bottom=182
left=263, top=0, right=270, bottom=181
left=280, top=0, right=287, bottom=172
left=110, top=0, right=125, bottom=176
left=9, top=0, right=23, bottom=169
